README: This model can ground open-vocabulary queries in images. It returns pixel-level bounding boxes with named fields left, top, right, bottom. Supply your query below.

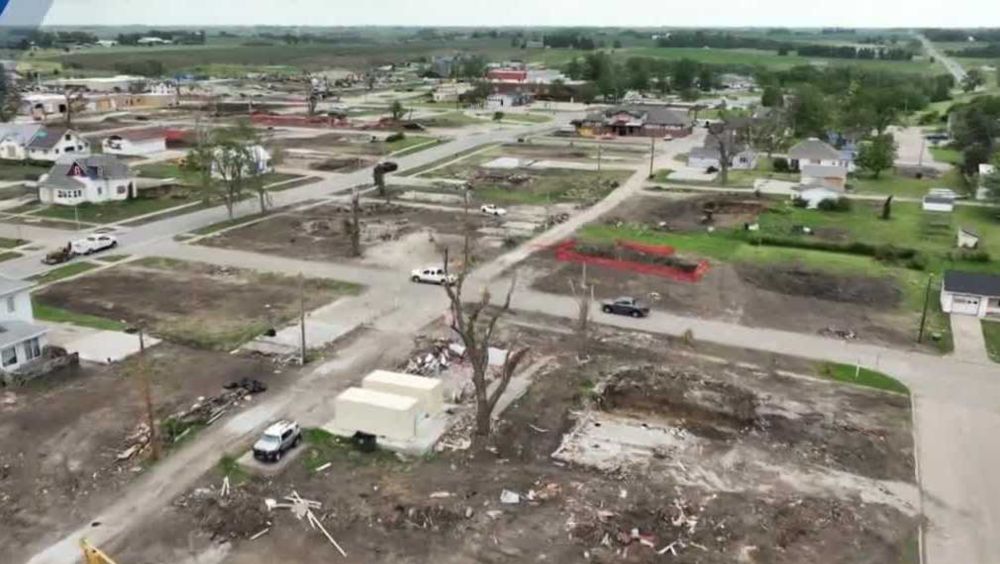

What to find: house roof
left=106, top=128, right=166, bottom=142
left=960, top=227, right=980, bottom=238
left=801, top=164, right=847, bottom=178
left=0, top=124, right=44, bottom=146
left=944, top=271, right=1000, bottom=297
left=27, top=127, right=74, bottom=151
left=0, top=276, right=32, bottom=298
left=0, top=320, right=48, bottom=349
left=42, top=154, right=132, bottom=190
left=595, top=105, right=691, bottom=127
left=923, top=195, right=955, bottom=205
left=789, top=138, right=841, bottom=161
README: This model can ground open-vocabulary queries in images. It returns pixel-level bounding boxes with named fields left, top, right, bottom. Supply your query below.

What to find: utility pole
left=132, top=326, right=159, bottom=461
left=597, top=142, right=602, bottom=174
left=299, top=273, right=307, bottom=365
left=918, top=274, right=934, bottom=343
left=649, top=135, right=655, bottom=178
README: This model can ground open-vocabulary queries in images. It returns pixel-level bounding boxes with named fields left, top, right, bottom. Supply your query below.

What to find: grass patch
left=0, top=161, right=51, bottom=182
left=817, top=362, right=910, bottom=394
left=137, top=162, right=183, bottom=179
left=400, top=143, right=499, bottom=177
left=191, top=214, right=265, bottom=236
left=850, top=169, right=967, bottom=198
left=217, top=454, right=250, bottom=484
left=475, top=169, right=632, bottom=206
left=415, top=111, right=488, bottom=128
left=301, top=427, right=402, bottom=472
left=386, top=134, right=437, bottom=154
left=0, top=237, right=26, bottom=248
left=0, top=251, right=21, bottom=262
left=982, top=320, right=1000, bottom=363
left=29, top=261, right=101, bottom=284
left=96, top=254, right=130, bottom=263
left=31, top=299, right=127, bottom=330
left=929, top=146, right=963, bottom=166
left=35, top=196, right=199, bottom=224
left=501, top=113, right=554, bottom=124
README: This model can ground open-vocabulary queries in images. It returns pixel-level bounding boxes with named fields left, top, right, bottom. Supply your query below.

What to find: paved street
left=917, top=33, right=967, bottom=82
left=9, top=117, right=1000, bottom=564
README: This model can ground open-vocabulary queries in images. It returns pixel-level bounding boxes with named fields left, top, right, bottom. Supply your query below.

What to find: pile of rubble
left=403, top=339, right=461, bottom=376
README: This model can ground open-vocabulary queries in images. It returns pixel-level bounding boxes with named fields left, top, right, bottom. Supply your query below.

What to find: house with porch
left=788, top=138, right=851, bottom=170
left=573, top=105, right=693, bottom=138
left=941, top=270, right=1000, bottom=318
left=37, top=154, right=137, bottom=206
left=0, top=277, right=48, bottom=375
left=0, top=125, right=90, bottom=163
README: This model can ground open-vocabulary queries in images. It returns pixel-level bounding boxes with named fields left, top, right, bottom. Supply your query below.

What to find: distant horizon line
left=10, top=24, right=994, bottom=30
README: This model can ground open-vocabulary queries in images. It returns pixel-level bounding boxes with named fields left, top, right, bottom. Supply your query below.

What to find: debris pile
left=266, top=491, right=347, bottom=557
left=820, top=326, right=858, bottom=340
left=115, top=423, right=150, bottom=462
left=403, top=339, right=460, bottom=376
left=177, top=482, right=271, bottom=541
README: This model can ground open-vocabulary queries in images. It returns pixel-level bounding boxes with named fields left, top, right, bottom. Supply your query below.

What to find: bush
left=948, top=249, right=991, bottom=262
left=385, top=132, right=406, bottom=143
left=772, top=157, right=790, bottom=173
left=791, top=196, right=808, bottom=208
left=817, top=197, right=851, bottom=212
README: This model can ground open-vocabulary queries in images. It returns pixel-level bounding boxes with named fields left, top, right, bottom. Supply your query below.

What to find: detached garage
left=941, top=270, right=1000, bottom=318
left=102, top=128, right=167, bottom=157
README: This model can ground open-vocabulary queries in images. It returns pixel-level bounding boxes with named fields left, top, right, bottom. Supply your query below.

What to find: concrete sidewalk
left=951, top=314, right=991, bottom=364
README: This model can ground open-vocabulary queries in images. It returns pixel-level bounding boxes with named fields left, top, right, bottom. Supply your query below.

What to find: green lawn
left=475, top=169, right=633, bottom=206
left=929, top=146, right=964, bottom=166
left=415, top=112, right=488, bottom=128
left=400, top=143, right=500, bottom=177
left=850, top=169, right=967, bottom=198
left=0, top=162, right=51, bottom=182
left=31, top=300, right=127, bottom=331
left=386, top=135, right=438, bottom=155
left=29, top=262, right=101, bottom=285
left=982, top=321, right=1000, bottom=363
left=136, top=162, right=183, bottom=179
left=0, top=237, right=26, bottom=248
left=34, top=196, right=198, bottom=224
left=816, top=362, right=910, bottom=395
left=501, top=113, right=554, bottom=124
left=0, top=251, right=21, bottom=262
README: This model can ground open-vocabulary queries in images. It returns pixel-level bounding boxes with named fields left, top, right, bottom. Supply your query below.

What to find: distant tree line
left=947, top=43, right=1000, bottom=59
left=563, top=53, right=720, bottom=102
left=544, top=32, right=597, bottom=50
left=8, top=30, right=99, bottom=50
left=654, top=32, right=913, bottom=60
left=117, top=30, right=206, bottom=45
left=923, top=29, right=1000, bottom=42
left=948, top=96, right=1000, bottom=177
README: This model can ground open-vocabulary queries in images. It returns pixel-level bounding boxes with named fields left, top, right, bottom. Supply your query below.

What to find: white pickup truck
left=70, top=234, right=117, bottom=256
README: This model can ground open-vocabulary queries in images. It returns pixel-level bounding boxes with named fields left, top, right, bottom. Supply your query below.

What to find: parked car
left=70, top=234, right=117, bottom=255
left=252, top=420, right=301, bottom=463
left=601, top=297, right=650, bottom=318
left=410, top=266, right=457, bottom=285
left=480, top=204, right=507, bottom=216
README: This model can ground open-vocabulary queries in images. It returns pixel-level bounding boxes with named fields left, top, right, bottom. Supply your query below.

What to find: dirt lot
left=105, top=320, right=917, bottom=564
left=0, top=345, right=281, bottom=564
left=197, top=202, right=515, bottom=268
left=34, top=258, right=359, bottom=351
left=529, top=193, right=920, bottom=348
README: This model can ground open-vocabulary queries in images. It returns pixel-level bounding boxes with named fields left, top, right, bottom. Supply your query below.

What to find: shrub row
left=744, top=234, right=926, bottom=269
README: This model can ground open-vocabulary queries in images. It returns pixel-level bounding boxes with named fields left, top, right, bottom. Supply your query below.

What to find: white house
left=788, top=138, right=850, bottom=169
left=211, top=144, right=273, bottom=179
left=38, top=154, right=137, bottom=206
left=687, top=142, right=758, bottom=171
left=0, top=277, right=48, bottom=374
left=0, top=125, right=89, bottom=163
left=26, top=127, right=91, bottom=163
left=432, top=82, right=472, bottom=103
left=941, top=271, right=1000, bottom=317
left=102, top=128, right=167, bottom=156
left=0, top=124, right=45, bottom=161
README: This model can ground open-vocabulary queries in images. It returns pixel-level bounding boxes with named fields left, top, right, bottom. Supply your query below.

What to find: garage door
left=952, top=295, right=981, bottom=315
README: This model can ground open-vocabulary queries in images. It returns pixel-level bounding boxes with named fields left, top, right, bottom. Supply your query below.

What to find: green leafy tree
left=788, top=85, right=830, bottom=138
left=856, top=134, right=897, bottom=179
left=984, top=160, right=1000, bottom=202
left=211, top=121, right=267, bottom=217
left=389, top=100, right=406, bottom=121
left=962, top=69, right=986, bottom=93
left=492, top=111, right=504, bottom=122
left=0, top=69, right=21, bottom=122
left=761, top=85, right=783, bottom=108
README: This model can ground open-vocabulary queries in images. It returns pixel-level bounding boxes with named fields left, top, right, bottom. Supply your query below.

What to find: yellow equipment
left=81, top=539, right=117, bottom=564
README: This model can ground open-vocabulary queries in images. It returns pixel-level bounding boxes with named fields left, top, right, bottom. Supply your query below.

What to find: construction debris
left=267, top=490, right=346, bottom=558
left=500, top=490, right=520, bottom=505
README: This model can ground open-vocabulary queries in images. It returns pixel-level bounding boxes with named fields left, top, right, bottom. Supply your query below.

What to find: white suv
left=410, top=267, right=457, bottom=285
left=252, top=420, right=301, bottom=463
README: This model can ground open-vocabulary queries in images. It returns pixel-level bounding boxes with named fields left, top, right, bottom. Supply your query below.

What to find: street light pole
left=649, top=136, right=655, bottom=178
left=918, top=274, right=934, bottom=343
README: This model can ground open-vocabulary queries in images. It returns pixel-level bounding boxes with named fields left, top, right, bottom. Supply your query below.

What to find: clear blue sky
left=40, top=0, right=1000, bottom=28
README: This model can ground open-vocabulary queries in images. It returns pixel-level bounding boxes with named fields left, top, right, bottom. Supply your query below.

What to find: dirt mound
left=601, top=366, right=758, bottom=439
left=735, top=263, right=901, bottom=308
left=626, top=195, right=769, bottom=232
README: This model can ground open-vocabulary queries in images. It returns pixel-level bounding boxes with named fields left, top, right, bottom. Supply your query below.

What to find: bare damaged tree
left=62, top=86, right=86, bottom=127
left=373, top=161, right=398, bottom=204
left=442, top=209, right=529, bottom=445
left=343, top=187, right=362, bottom=257
left=707, top=122, right=735, bottom=186
left=568, top=264, right=593, bottom=359
left=306, top=76, right=319, bottom=117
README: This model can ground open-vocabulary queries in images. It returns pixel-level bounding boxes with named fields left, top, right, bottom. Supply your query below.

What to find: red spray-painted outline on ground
left=552, top=240, right=709, bottom=283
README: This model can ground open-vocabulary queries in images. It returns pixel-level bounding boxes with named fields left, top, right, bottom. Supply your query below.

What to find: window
left=6, top=296, right=14, bottom=313
left=54, top=149, right=60, bottom=155
left=97, top=187, right=103, bottom=195
left=2, top=346, right=17, bottom=367
left=65, top=134, right=72, bottom=141
left=25, top=338, right=41, bottom=361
